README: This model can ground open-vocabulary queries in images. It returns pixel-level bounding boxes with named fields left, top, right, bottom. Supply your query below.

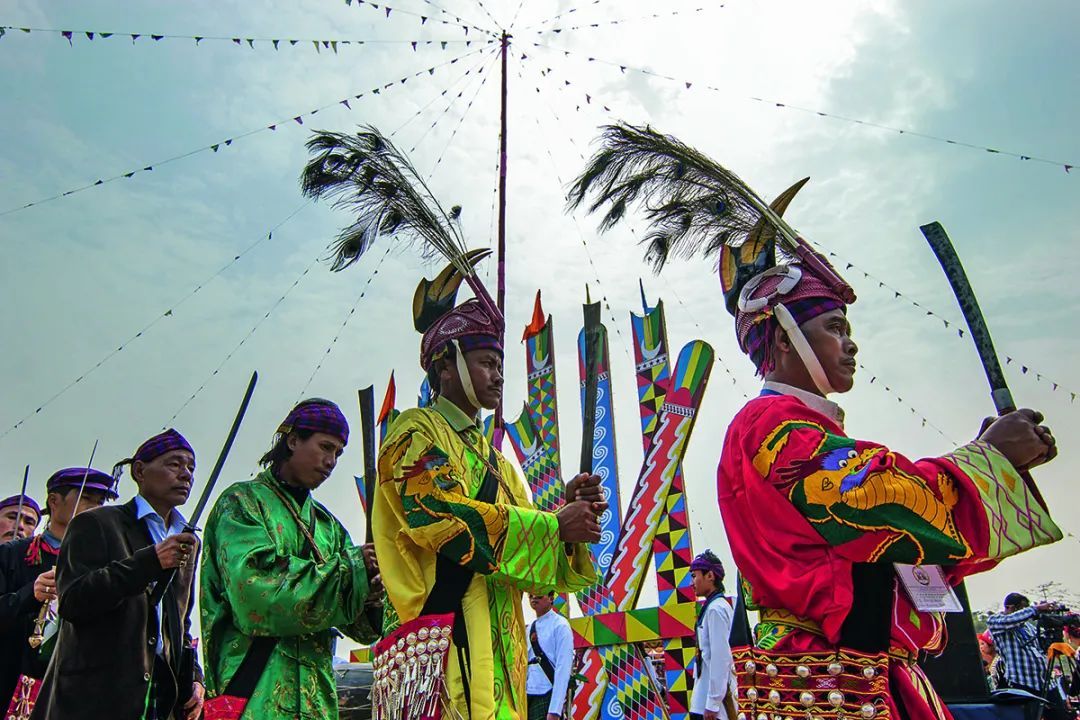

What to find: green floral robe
left=374, top=395, right=597, bottom=720
left=200, top=470, right=378, bottom=719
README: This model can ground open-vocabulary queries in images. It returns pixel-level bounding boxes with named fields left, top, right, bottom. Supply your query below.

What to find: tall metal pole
left=494, top=31, right=510, bottom=443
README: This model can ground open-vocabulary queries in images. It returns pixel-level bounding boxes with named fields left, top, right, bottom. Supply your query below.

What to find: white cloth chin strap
left=773, top=302, right=836, bottom=396
left=452, top=340, right=483, bottom=409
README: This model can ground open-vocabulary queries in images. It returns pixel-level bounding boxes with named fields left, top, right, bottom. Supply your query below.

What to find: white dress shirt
left=526, top=609, right=574, bottom=716
left=690, top=595, right=734, bottom=715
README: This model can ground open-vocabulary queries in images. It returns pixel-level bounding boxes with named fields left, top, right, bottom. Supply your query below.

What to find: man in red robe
left=716, top=181, right=1062, bottom=720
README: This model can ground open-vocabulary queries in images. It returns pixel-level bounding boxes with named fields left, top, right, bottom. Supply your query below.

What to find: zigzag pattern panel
left=634, top=299, right=698, bottom=720
left=573, top=341, right=715, bottom=720
left=578, top=321, right=622, bottom=581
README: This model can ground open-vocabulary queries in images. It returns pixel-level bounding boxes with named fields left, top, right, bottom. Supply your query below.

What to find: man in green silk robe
left=374, top=259, right=605, bottom=720
left=200, top=398, right=381, bottom=719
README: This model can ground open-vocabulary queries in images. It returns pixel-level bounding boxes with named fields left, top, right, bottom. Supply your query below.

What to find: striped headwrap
left=420, top=298, right=503, bottom=371
left=134, top=429, right=194, bottom=464
left=735, top=262, right=849, bottom=376
left=278, top=398, right=350, bottom=445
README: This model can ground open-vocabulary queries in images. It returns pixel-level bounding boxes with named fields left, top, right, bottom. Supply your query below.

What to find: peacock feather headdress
left=566, top=123, right=855, bottom=316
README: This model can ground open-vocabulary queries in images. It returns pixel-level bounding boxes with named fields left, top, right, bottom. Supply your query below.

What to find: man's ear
left=772, top=323, right=792, bottom=355
left=131, top=460, right=144, bottom=485
left=286, top=432, right=300, bottom=452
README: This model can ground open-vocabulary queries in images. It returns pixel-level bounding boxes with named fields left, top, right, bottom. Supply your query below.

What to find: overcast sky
left=1, top=0, right=1077, bottom=653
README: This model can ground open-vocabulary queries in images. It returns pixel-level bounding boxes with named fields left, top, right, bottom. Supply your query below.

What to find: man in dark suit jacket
left=32, top=430, right=204, bottom=720
left=0, top=469, right=115, bottom=715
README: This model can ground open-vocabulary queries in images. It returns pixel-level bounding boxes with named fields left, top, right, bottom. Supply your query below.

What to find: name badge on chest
left=894, top=563, right=963, bottom=613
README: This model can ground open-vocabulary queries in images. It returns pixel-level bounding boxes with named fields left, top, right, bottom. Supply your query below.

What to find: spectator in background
left=689, top=550, right=734, bottom=720
left=987, top=592, right=1068, bottom=720
left=526, top=591, right=575, bottom=720
left=979, top=630, right=1007, bottom=691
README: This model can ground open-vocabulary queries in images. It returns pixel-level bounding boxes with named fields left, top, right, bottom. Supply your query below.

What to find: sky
left=1, top=0, right=1077, bottom=657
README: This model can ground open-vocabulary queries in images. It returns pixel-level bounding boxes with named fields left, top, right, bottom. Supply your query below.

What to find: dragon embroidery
left=754, top=420, right=972, bottom=564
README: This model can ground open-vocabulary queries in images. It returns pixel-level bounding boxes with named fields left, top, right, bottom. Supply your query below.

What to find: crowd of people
left=0, top=124, right=1067, bottom=720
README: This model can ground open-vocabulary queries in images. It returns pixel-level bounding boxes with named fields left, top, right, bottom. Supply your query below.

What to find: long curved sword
left=920, top=221, right=1047, bottom=510
left=149, top=370, right=258, bottom=606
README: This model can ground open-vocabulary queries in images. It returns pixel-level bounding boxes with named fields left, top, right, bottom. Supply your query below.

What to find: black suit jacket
left=30, top=500, right=202, bottom=720
left=0, top=537, right=57, bottom=707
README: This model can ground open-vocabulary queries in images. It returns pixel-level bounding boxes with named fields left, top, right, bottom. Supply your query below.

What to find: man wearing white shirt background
left=526, top=591, right=575, bottom=720
left=689, top=550, right=735, bottom=720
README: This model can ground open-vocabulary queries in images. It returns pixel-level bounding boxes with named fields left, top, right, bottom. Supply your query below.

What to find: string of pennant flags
left=297, top=50, right=502, bottom=399
left=858, top=365, right=957, bottom=444
left=429, top=49, right=501, bottom=172
left=403, top=45, right=499, bottom=151
left=518, top=0, right=603, bottom=32
left=472, top=0, right=503, bottom=30
left=528, top=41, right=1077, bottom=174
left=824, top=251, right=1079, bottom=403
left=519, top=55, right=1080, bottom=408
left=167, top=251, right=324, bottom=424
left=528, top=5, right=709, bottom=35
left=0, top=46, right=500, bottom=442
left=405, top=46, right=498, bottom=153
left=514, top=59, right=636, bottom=365
left=343, top=0, right=494, bottom=37
left=396, top=0, right=489, bottom=32
left=521, top=55, right=1071, bottom=434
left=297, top=246, right=394, bottom=400
left=0, top=43, right=495, bottom=218
left=0, top=24, right=478, bottom=50
left=0, top=201, right=312, bottom=443
left=507, top=0, right=529, bottom=31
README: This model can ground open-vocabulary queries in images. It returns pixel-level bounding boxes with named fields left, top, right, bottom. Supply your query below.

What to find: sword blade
left=921, top=221, right=1048, bottom=510
left=186, top=370, right=258, bottom=528
left=148, top=371, right=258, bottom=609
left=357, top=385, right=377, bottom=543
left=920, top=222, right=1015, bottom=414
left=69, top=440, right=100, bottom=523
left=580, top=301, right=603, bottom=474
left=14, top=465, right=28, bottom=539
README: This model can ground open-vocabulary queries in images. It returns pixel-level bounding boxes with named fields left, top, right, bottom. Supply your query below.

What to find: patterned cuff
left=944, top=441, right=1062, bottom=560
left=496, top=506, right=563, bottom=587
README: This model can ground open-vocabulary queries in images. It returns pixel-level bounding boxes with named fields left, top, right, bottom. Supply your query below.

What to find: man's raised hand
left=155, top=533, right=199, bottom=570
left=980, top=409, right=1058, bottom=472
left=557, top=500, right=603, bottom=543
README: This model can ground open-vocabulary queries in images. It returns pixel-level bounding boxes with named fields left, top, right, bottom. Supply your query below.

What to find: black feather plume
left=567, top=123, right=800, bottom=271
left=300, top=126, right=470, bottom=273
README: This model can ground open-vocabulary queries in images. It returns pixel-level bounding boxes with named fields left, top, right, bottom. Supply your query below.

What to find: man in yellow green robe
left=374, top=258, right=605, bottom=720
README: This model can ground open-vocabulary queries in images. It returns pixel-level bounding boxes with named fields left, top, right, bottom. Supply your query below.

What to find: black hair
left=259, top=428, right=315, bottom=469
left=41, top=486, right=76, bottom=516
left=697, top=549, right=726, bottom=594
left=1004, top=592, right=1029, bottom=609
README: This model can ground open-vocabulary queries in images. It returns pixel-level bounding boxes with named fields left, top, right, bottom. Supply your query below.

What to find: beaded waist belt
left=732, top=646, right=892, bottom=720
